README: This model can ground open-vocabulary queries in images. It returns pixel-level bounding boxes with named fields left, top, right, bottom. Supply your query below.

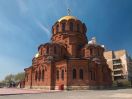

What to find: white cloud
left=16, top=0, right=51, bottom=37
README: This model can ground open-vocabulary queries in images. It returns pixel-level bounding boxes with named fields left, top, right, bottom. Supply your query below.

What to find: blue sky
left=0, top=0, right=132, bottom=80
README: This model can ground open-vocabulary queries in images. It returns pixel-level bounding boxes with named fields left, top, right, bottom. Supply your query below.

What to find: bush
left=112, top=79, right=131, bottom=87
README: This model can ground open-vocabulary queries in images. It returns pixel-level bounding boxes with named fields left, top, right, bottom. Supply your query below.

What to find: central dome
left=58, top=15, right=77, bottom=22
left=52, top=15, right=87, bottom=35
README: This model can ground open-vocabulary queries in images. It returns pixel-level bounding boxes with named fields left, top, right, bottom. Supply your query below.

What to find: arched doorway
left=59, top=84, right=64, bottom=90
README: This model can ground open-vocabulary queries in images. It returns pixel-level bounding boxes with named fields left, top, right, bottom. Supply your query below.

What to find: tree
left=4, top=74, right=15, bottom=83
left=14, top=72, right=25, bottom=82
left=3, top=72, right=25, bottom=83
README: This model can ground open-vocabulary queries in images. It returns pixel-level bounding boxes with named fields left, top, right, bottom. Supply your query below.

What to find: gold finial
left=67, top=8, right=71, bottom=15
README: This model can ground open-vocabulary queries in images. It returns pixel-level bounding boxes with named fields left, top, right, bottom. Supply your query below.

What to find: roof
left=58, top=15, right=78, bottom=22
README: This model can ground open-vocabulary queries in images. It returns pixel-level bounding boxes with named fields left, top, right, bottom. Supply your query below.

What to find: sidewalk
left=0, top=88, right=60, bottom=95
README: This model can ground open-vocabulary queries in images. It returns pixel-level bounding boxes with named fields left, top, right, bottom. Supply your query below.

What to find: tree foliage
left=2, top=72, right=25, bottom=83
left=14, top=72, right=25, bottom=82
left=5, top=74, right=15, bottom=83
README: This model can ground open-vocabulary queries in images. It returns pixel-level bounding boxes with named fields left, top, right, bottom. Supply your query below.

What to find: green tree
left=14, top=72, right=25, bottom=82
left=4, top=74, right=15, bottom=83
left=3, top=72, right=25, bottom=83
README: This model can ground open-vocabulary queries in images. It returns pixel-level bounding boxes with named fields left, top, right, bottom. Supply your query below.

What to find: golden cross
left=67, top=8, right=71, bottom=15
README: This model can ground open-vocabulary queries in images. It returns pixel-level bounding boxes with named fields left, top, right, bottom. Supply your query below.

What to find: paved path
left=1, top=88, right=132, bottom=99
left=0, top=88, right=59, bottom=95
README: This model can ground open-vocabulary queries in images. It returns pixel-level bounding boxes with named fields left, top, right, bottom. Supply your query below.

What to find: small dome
left=88, top=37, right=96, bottom=45
left=58, top=15, right=77, bottom=22
left=35, top=53, right=39, bottom=58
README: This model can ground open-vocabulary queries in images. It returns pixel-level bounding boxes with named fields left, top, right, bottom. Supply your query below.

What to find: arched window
left=90, top=71, right=92, bottom=80
left=72, top=69, right=76, bottom=79
left=46, top=46, right=49, bottom=54
left=42, top=69, right=44, bottom=81
left=57, top=70, right=59, bottom=80
left=56, top=25, right=59, bottom=33
left=62, top=23, right=66, bottom=32
left=35, top=71, right=38, bottom=81
left=90, top=71, right=96, bottom=80
left=54, top=46, right=57, bottom=54
left=60, top=48, right=63, bottom=55
left=90, top=48, right=93, bottom=55
left=39, top=70, right=41, bottom=81
left=97, top=48, right=100, bottom=56
left=77, top=24, right=80, bottom=32
left=70, top=22, right=73, bottom=31
left=61, top=69, right=64, bottom=80
left=79, top=69, right=83, bottom=80
left=93, top=71, right=96, bottom=80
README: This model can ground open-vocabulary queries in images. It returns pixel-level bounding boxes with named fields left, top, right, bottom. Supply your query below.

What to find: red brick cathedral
left=24, top=15, right=112, bottom=90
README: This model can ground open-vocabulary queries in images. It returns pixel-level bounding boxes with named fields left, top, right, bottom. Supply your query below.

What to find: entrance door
left=59, top=84, right=64, bottom=90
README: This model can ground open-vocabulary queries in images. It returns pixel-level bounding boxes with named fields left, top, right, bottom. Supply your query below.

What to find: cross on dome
left=67, top=8, right=71, bottom=15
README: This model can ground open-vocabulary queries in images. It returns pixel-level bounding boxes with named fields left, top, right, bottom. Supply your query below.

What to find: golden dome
left=35, top=53, right=39, bottom=58
left=58, top=15, right=77, bottom=22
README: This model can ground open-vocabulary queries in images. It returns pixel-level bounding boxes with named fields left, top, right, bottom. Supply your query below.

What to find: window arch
left=62, top=23, right=66, bottom=32
left=54, top=46, right=57, bottom=54
left=79, top=69, right=83, bottom=80
left=42, top=69, right=44, bottom=81
left=46, top=46, right=49, bottom=54
left=38, top=70, right=41, bottom=81
left=90, top=48, right=93, bottom=55
left=72, top=69, right=76, bottom=79
left=77, top=24, right=80, bottom=32
left=90, top=71, right=96, bottom=80
left=93, top=71, right=96, bottom=80
left=60, top=47, right=63, bottom=55
left=96, top=48, right=100, bottom=56
left=56, top=70, right=59, bottom=80
left=90, top=71, right=93, bottom=80
left=35, top=71, right=38, bottom=81
left=56, top=25, right=59, bottom=33
left=70, top=22, right=73, bottom=31
left=61, top=69, right=64, bottom=80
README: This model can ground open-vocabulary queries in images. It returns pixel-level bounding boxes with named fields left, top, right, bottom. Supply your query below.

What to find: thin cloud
left=16, top=0, right=51, bottom=37
left=34, top=18, right=51, bottom=37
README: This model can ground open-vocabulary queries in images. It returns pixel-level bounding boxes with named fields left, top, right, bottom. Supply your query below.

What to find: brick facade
left=24, top=15, right=112, bottom=90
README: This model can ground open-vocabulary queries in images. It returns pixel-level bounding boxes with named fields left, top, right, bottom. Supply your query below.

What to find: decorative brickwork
left=24, top=15, right=112, bottom=90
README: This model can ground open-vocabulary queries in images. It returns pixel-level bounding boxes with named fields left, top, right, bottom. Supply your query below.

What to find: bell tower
left=51, top=11, right=88, bottom=58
